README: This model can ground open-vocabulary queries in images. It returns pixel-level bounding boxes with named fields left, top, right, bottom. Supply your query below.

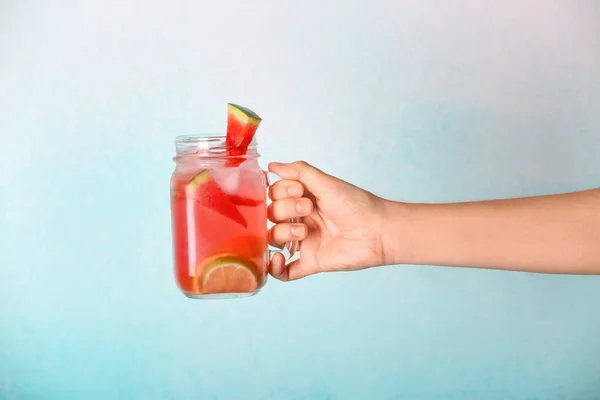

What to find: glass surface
left=170, top=134, right=268, bottom=299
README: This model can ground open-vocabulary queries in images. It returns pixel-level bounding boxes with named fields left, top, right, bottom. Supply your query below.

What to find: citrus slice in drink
left=193, top=254, right=259, bottom=294
left=186, top=169, right=247, bottom=227
left=225, top=103, right=262, bottom=167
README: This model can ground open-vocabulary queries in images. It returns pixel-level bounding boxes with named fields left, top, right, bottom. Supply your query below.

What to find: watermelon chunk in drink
left=186, top=169, right=247, bottom=228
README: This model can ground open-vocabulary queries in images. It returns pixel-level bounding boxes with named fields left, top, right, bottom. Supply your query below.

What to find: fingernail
left=288, top=184, right=301, bottom=196
left=296, top=200, right=310, bottom=214
left=291, top=225, right=306, bottom=237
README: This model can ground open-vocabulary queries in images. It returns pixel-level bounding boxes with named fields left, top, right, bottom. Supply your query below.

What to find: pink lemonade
left=170, top=137, right=268, bottom=298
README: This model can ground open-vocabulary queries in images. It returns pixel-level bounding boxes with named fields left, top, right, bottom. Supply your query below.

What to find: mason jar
left=170, top=134, right=296, bottom=299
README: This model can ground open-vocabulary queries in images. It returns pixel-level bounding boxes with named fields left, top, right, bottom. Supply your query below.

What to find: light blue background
left=2, top=1, right=600, bottom=399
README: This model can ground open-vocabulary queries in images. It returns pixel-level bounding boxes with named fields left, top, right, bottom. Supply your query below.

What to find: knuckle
left=271, top=199, right=291, bottom=216
left=287, top=198, right=299, bottom=212
left=294, top=160, right=309, bottom=168
left=272, top=180, right=290, bottom=198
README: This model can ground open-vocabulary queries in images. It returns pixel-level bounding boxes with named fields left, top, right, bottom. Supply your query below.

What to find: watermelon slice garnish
left=225, top=103, right=262, bottom=167
left=186, top=170, right=247, bottom=227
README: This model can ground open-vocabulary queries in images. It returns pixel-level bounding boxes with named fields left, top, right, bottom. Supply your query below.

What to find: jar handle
left=264, top=170, right=300, bottom=261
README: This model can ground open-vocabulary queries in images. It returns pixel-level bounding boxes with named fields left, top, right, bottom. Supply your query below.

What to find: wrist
left=379, top=199, right=416, bottom=266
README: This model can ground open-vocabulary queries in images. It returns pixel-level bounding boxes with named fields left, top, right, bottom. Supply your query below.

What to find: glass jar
left=170, top=134, right=295, bottom=299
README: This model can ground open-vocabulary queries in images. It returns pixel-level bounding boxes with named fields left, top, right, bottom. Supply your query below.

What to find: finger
left=268, top=179, right=304, bottom=201
left=267, top=197, right=313, bottom=222
left=268, top=161, right=337, bottom=198
left=269, top=252, right=289, bottom=281
left=268, top=223, right=307, bottom=248
left=269, top=257, right=314, bottom=282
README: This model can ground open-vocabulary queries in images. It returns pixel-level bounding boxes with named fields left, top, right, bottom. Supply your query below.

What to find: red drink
left=170, top=135, right=268, bottom=299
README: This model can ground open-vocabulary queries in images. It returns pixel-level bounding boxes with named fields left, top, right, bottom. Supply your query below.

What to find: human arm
left=266, top=160, right=600, bottom=280
left=381, top=188, right=600, bottom=274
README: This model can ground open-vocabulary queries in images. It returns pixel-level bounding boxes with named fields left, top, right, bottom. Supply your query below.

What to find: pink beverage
left=170, top=135, right=268, bottom=299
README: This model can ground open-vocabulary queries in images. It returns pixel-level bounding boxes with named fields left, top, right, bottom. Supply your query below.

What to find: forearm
left=382, top=188, right=600, bottom=274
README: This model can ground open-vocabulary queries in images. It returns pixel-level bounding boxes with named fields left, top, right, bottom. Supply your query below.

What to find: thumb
left=268, top=161, right=336, bottom=198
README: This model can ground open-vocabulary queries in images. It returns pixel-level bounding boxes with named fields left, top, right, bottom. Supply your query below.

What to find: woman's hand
left=267, top=161, right=388, bottom=281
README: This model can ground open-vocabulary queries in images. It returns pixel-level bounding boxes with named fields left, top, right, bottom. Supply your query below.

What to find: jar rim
left=174, top=133, right=258, bottom=145
left=173, top=133, right=259, bottom=159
